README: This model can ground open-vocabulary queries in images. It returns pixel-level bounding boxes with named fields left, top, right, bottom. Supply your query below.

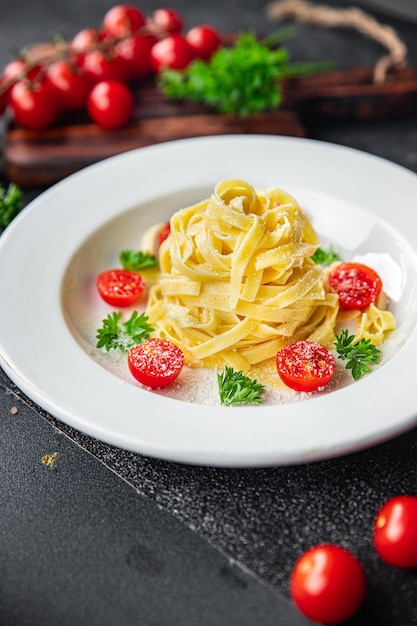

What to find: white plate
left=1, top=135, right=417, bottom=467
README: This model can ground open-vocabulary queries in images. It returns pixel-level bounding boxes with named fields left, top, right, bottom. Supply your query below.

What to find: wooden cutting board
left=3, top=64, right=417, bottom=188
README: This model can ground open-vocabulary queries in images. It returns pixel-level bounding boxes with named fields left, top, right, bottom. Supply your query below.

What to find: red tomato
left=87, top=80, right=134, bottom=129
left=46, top=60, right=90, bottom=110
left=186, top=25, right=221, bottom=60
left=103, top=4, right=146, bottom=37
left=9, top=78, right=59, bottom=129
left=114, top=34, right=155, bottom=80
left=290, top=544, right=366, bottom=625
left=150, top=8, right=184, bottom=34
left=128, top=338, right=184, bottom=388
left=82, top=49, right=128, bottom=83
left=328, top=262, right=382, bottom=310
left=96, top=268, right=145, bottom=306
left=373, top=495, right=417, bottom=568
left=150, top=35, right=195, bottom=72
left=71, top=27, right=103, bottom=53
left=0, top=80, right=8, bottom=115
left=276, top=341, right=335, bottom=392
left=158, top=222, right=171, bottom=245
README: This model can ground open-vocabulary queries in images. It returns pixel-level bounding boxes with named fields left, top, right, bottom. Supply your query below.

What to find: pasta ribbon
left=146, top=179, right=340, bottom=372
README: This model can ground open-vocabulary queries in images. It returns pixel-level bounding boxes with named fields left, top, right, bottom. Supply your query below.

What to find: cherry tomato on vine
left=96, top=268, right=145, bottom=306
left=276, top=341, right=336, bottom=392
left=327, top=262, right=382, bottom=310
left=114, top=34, right=155, bottom=80
left=87, top=80, right=134, bottom=129
left=150, top=7, right=184, bottom=34
left=186, top=25, right=221, bottom=60
left=71, top=27, right=103, bottom=54
left=150, top=34, right=195, bottom=72
left=102, top=4, right=146, bottom=38
left=373, top=495, right=417, bottom=568
left=46, top=60, right=90, bottom=110
left=82, top=48, right=128, bottom=83
left=9, top=78, right=59, bottom=129
left=290, top=544, right=366, bottom=625
left=128, top=337, right=184, bottom=388
left=0, top=81, right=8, bottom=115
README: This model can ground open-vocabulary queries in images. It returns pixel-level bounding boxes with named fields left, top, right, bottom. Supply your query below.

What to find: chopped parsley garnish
left=119, top=249, right=158, bottom=271
left=334, top=329, right=381, bottom=380
left=96, top=310, right=154, bottom=352
left=218, top=366, right=265, bottom=405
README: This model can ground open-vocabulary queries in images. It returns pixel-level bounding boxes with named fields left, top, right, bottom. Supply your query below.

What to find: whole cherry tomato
left=87, top=80, right=134, bottom=130
left=114, top=34, right=155, bottom=80
left=327, top=262, right=382, bottom=310
left=373, top=495, right=417, bottom=568
left=186, top=25, right=221, bottom=60
left=9, top=78, right=59, bottom=129
left=82, top=48, right=128, bottom=83
left=150, top=34, right=194, bottom=72
left=0, top=80, right=8, bottom=115
left=128, top=337, right=184, bottom=388
left=150, top=8, right=184, bottom=35
left=71, top=27, right=103, bottom=54
left=46, top=60, right=90, bottom=110
left=102, top=4, right=146, bottom=37
left=290, top=544, right=366, bottom=625
left=276, top=341, right=336, bottom=392
left=96, top=268, right=145, bottom=306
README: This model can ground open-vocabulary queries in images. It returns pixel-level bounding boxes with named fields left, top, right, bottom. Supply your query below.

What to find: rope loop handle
left=266, top=0, right=408, bottom=82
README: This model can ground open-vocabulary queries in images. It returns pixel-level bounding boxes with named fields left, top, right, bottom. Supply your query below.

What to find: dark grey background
left=1, top=1, right=417, bottom=625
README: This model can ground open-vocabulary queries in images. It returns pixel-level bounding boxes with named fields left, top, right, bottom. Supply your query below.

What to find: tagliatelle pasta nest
left=146, top=179, right=342, bottom=373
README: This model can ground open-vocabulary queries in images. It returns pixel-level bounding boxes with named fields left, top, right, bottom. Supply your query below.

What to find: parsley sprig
left=119, top=249, right=158, bottom=271
left=0, top=182, right=23, bottom=230
left=96, top=311, right=154, bottom=352
left=218, top=366, right=265, bottom=405
left=159, top=32, right=333, bottom=116
left=311, top=245, right=341, bottom=267
left=334, top=329, right=381, bottom=380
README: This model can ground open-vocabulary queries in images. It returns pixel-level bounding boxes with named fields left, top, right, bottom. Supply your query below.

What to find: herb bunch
left=159, top=32, right=333, bottom=116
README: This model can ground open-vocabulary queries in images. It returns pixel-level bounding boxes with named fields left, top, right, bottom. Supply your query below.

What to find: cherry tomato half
left=128, top=338, right=184, bottom=388
left=87, top=80, right=134, bottom=130
left=186, top=25, right=221, bottom=60
left=290, top=544, right=366, bottom=625
left=97, top=268, right=145, bottom=307
left=373, top=495, right=417, bottom=568
left=276, top=341, right=336, bottom=392
left=150, top=35, right=194, bottom=72
left=328, top=262, right=382, bottom=310
left=158, top=222, right=171, bottom=245
left=102, top=4, right=146, bottom=38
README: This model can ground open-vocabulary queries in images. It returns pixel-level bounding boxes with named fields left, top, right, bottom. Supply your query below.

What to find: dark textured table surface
left=1, top=1, right=417, bottom=625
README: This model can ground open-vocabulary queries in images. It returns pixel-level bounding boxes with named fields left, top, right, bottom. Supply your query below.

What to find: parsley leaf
left=159, top=32, right=333, bottom=116
left=217, top=366, right=265, bottom=405
left=311, top=245, right=341, bottom=266
left=0, top=182, right=23, bottom=230
left=119, top=249, right=158, bottom=271
left=334, top=329, right=381, bottom=380
left=96, top=310, right=154, bottom=352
